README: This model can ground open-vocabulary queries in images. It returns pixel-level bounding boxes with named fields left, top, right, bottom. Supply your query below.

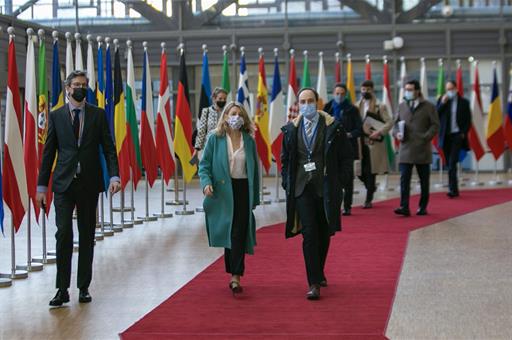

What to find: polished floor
left=0, top=171, right=511, bottom=340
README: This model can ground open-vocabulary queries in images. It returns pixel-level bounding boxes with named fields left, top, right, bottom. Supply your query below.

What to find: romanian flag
left=155, top=46, right=176, bottom=184
left=126, top=42, right=143, bottom=188
left=301, top=50, right=310, bottom=88
left=173, top=49, right=197, bottom=183
left=114, top=44, right=131, bottom=189
left=365, top=55, right=372, bottom=80
left=255, top=52, right=271, bottom=174
left=505, top=64, right=512, bottom=149
left=140, top=45, right=159, bottom=187
left=3, top=32, right=28, bottom=231
left=346, top=55, right=356, bottom=103
left=486, top=65, right=505, bottom=160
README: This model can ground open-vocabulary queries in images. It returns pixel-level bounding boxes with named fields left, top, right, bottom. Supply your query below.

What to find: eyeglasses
left=71, top=82, right=88, bottom=89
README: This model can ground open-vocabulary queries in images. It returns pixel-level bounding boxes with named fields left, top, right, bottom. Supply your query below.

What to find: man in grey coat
left=393, top=80, right=440, bottom=216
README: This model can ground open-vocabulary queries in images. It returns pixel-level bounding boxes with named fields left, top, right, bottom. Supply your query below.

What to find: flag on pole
left=65, top=32, right=74, bottom=77
left=96, top=38, right=105, bottom=109
left=287, top=49, right=299, bottom=119
left=3, top=30, right=28, bottom=231
left=105, top=39, right=115, bottom=139
left=75, top=33, right=83, bottom=70
left=269, top=50, right=285, bottom=172
left=155, top=44, right=176, bottom=184
left=113, top=42, right=131, bottom=190
left=468, top=61, right=485, bottom=161
left=86, top=35, right=96, bottom=105
left=434, top=58, right=446, bottom=164
left=255, top=49, right=272, bottom=174
left=0, top=167, right=3, bottom=234
left=174, top=47, right=197, bottom=183
left=301, top=50, right=311, bottom=88
left=24, top=31, right=39, bottom=219
left=237, top=48, right=251, bottom=115
left=199, top=46, right=212, bottom=113
left=335, top=52, right=341, bottom=83
left=382, top=57, right=395, bottom=167
left=420, top=57, right=429, bottom=100
left=140, top=43, right=159, bottom=187
left=221, top=46, right=231, bottom=101
left=316, top=51, right=328, bottom=109
left=486, top=64, right=506, bottom=160
left=38, top=31, right=49, bottom=166
left=51, top=34, right=64, bottom=110
left=455, top=60, right=468, bottom=162
left=346, top=54, right=356, bottom=103
left=398, top=56, right=407, bottom=104
left=126, top=41, right=143, bottom=188
left=504, top=63, right=512, bottom=149
left=365, top=55, right=372, bottom=80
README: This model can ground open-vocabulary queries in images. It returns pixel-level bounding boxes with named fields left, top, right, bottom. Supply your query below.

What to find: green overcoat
left=198, top=131, right=260, bottom=254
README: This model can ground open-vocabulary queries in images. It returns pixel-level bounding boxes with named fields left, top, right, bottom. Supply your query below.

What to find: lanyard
left=301, top=119, right=319, bottom=161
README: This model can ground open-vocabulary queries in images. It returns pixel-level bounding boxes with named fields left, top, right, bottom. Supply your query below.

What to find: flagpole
left=139, top=177, right=158, bottom=221
left=489, top=160, right=503, bottom=185
left=260, top=161, right=271, bottom=205
left=130, top=176, right=143, bottom=224
left=10, top=218, right=28, bottom=279
left=155, top=176, right=173, bottom=218
left=271, top=47, right=284, bottom=203
left=17, top=204, right=43, bottom=272
left=33, top=205, right=57, bottom=264
left=166, top=166, right=185, bottom=205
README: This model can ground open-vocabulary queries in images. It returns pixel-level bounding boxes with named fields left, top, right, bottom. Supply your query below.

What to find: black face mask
left=216, top=101, right=226, bottom=109
left=362, top=92, right=372, bottom=100
left=71, top=88, right=87, bottom=102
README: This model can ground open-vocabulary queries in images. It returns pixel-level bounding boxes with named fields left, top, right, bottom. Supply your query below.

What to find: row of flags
left=2, top=27, right=512, bottom=233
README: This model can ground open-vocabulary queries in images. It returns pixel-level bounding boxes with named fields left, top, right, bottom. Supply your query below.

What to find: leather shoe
left=394, top=207, right=411, bottom=216
left=416, top=208, right=428, bottom=216
left=363, top=202, right=373, bottom=209
left=319, top=280, right=328, bottom=287
left=49, top=289, right=69, bottom=307
left=79, top=289, right=92, bottom=303
left=306, top=284, right=320, bottom=300
left=342, top=208, right=351, bottom=216
left=447, top=191, right=459, bottom=198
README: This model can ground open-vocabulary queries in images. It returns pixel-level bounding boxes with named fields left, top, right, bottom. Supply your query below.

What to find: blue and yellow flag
left=51, top=39, right=64, bottom=110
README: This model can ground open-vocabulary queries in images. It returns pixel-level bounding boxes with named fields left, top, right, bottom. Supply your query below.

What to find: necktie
left=72, top=108, right=80, bottom=140
left=305, top=119, right=313, bottom=142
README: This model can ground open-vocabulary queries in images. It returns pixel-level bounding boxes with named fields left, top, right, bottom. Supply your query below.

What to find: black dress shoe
left=306, top=284, right=320, bottom=300
left=394, top=207, right=411, bottom=216
left=416, top=208, right=428, bottom=216
left=447, top=192, right=459, bottom=198
left=49, top=289, right=70, bottom=307
left=319, top=280, right=328, bottom=287
left=363, top=202, right=373, bottom=209
left=79, top=289, right=92, bottom=303
left=342, top=208, right=351, bottom=216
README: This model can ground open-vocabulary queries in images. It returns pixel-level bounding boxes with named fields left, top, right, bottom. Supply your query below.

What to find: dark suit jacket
left=436, top=96, right=471, bottom=150
left=38, top=103, right=119, bottom=194
left=323, top=99, right=362, bottom=159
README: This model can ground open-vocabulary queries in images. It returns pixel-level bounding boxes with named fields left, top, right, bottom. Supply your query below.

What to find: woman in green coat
left=198, top=102, right=260, bottom=294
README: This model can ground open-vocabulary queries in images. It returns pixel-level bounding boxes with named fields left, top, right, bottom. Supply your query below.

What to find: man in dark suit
left=281, top=88, right=353, bottom=300
left=323, top=83, right=362, bottom=216
left=437, top=80, right=471, bottom=198
left=36, top=70, right=120, bottom=306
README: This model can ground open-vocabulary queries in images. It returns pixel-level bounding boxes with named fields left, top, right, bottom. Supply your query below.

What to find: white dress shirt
left=227, top=133, right=247, bottom=179
left=450, top=97, right=460, bottom=133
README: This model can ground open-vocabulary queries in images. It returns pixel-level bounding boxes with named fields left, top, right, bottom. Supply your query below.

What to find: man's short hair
left=65, top=70, right=88, bottom=87
left=297, top=87, right=319, bottom=101
left=406, top=79, right=421, bottom=90
left=361, top=80, right=374, bottom=88
left=446, top=80, right=457, bottom=87
left=334, top=83, right=347, bottom=91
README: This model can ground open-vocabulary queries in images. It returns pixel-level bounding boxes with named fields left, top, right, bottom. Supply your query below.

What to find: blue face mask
left=334, top=94, right=344, bottom=104
left=446, top=90, right=456, bottom=99
left=404, top=90, right=415, bottom=101
left=300, top=103, right=318, bottom=120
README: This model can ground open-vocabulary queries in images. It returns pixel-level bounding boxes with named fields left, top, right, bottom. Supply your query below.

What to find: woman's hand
left=203, top=185, right=214, bottom=197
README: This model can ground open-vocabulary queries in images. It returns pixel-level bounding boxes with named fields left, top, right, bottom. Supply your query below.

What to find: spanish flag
left=255, top=51, right=271, bottom=174
left=173, top=49, right=197, bottom=183
left=486, top=65, right=505, bottom=160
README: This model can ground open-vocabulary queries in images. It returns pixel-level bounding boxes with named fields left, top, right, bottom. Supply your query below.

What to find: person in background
left=437, top=80, right=471, bottom=198
left=355, top=80, right=393, bottom=209
left=36, top=70, right=120, bottom=307
left=281, top=88, right=353, bottom=300
left=323, top=83, right=362, bottom=216
left=393, top=80, right=440, bottom=217
left=198, top=102, right=260, bottom=294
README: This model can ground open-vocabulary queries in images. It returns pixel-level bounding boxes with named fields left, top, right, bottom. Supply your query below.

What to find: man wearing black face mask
left=36, top=70, right=120, bottom=307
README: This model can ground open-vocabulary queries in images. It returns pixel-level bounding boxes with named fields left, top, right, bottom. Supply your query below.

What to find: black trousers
left=341, top=161, right=354, bottom=210
left=399, top=163, right=430, bottom=210
left=358, top=144, right=376, bottom=203
left=224, top=178, right=249, bottom=276
left=53, top=178, right=99, bottom=290
left=443, top=133, right=464, bottom=194
left=296, top=183, right=330, bottom=286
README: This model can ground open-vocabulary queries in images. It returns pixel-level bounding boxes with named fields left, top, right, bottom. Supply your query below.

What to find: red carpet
left=121, top=188, right=512, bottom=339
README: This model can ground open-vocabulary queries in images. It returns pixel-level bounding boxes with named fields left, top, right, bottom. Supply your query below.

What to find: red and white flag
left=468, top=61, right=486, bottom=161
left=3, top=31, right=28, bottom=231
left=286, top=50, right=299, bottom=120
left=155, top=45, right=176, bottom=184
left=24, top=32, right=39, bottom=220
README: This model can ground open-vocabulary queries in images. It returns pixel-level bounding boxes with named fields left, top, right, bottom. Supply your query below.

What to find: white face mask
left=227, top=115, right=244, bottom=130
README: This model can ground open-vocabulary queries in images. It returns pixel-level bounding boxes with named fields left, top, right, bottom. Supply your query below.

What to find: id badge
left=304, top=162, right=316, bottom=172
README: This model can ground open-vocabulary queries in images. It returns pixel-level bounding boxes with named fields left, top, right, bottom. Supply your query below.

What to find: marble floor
left=0, top=171, right=511, bottom=340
